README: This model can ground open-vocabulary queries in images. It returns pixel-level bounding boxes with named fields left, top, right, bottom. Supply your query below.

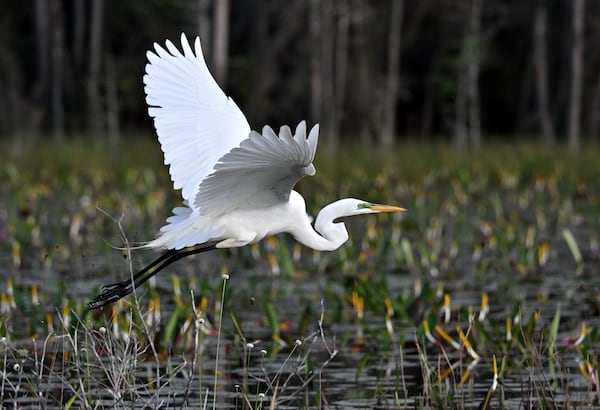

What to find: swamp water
left=1, top=143, right=600, bottom=408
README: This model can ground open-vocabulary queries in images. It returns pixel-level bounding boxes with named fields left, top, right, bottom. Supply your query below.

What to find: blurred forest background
left=0, top=0, right=597, bottom=149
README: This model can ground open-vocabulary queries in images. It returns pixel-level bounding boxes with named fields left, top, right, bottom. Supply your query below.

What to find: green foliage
left=2, top=138, right=600, bottom=407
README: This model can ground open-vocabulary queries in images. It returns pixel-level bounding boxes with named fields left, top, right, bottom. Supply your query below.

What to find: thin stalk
left=213, top=272, right=229, bottom=410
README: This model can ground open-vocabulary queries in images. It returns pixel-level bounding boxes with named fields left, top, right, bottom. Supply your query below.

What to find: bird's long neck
left=293, top=201, right=349, bottom=251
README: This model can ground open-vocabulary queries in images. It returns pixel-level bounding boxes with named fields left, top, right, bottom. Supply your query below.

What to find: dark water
left=2, top=214, right=600, bottom=408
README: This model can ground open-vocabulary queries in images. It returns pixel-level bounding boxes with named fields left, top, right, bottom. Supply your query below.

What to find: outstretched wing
left=143, top=33, right=250, bottom=206
left=195, top=121, right=320, bottom=216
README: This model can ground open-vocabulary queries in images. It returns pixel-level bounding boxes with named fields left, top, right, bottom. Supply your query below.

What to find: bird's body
left=89, top=34, right=404, bottom=309
left=150, top=190, right=319, bottom=250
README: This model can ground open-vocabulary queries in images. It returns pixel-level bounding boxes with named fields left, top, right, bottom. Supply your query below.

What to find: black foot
left=88, top=281, right=133, bottom=310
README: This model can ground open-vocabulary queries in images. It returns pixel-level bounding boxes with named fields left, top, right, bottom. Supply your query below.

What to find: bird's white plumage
left=144, top=34, right=251, bottom=206
left=88, top=33, right=404, bottom=310
left=143, top=34, right=322, bottom=249
left=196, top=122, right=319, bottom=215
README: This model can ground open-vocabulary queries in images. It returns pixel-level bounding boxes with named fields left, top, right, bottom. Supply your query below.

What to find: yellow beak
left=369, top=204, right=406, bottom=213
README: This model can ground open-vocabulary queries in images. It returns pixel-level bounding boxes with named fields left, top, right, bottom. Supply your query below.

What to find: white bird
left=89, top=33, right=404, bottom=309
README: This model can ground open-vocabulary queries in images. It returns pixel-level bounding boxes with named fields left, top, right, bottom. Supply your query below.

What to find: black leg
left=88, top=243, right=217, bottom=310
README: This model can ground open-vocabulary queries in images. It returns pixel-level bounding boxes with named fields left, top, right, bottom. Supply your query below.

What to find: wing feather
left=195, top=122, right=320, bottom=215
left=144, top=33, right=250, bottom=205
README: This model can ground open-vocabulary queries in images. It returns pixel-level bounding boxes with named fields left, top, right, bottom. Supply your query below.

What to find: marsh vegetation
left=1, top=139, right=599, bottom=408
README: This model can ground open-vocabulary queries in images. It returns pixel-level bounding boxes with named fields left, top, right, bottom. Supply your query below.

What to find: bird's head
left=311, top=198, right=405, bottom=251
left=324, top=198, right=405, bottom=222
left=350, top=199, right=406, bottom=216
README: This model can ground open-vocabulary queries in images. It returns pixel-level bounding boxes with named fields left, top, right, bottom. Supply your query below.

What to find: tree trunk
left=72, top=0, right=85, bottom=71
left=588, top=72, right=600, bottom=139
left=197, top=0, right=212, bottom=58
left=533, top=0, right=554, bottom=143
left=568, top=0, right=584, bottom=152
left=212, top=0, right=230, bottom=86
left=245, top=0, right=273, bottom=125
left=381, top=0, right=404, bottom=147
left=49, top=0, right=64, bottom=139
left=353, top=0, right=373, bottom=145
left=0, top=52, right=27, bottom=137
left=333, top=0, right=350, bottom=145
left=34, top=0, right=49, bottom=135
left=455, top=63, right=468, bottom=148
left=455, top=0, right=483, bottom=148
left=466, top=0, right=482, bottom=146
left=321, top=0, right=336, bottom=145
left=106, top=56, right=119, bottom=144
left=309, top=0, right=322, bottom=126
left=87, top=0, right=104, bottom=136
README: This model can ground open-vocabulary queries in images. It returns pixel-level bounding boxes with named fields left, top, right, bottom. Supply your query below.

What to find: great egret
left=89, top=34, right=404, bottom=310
